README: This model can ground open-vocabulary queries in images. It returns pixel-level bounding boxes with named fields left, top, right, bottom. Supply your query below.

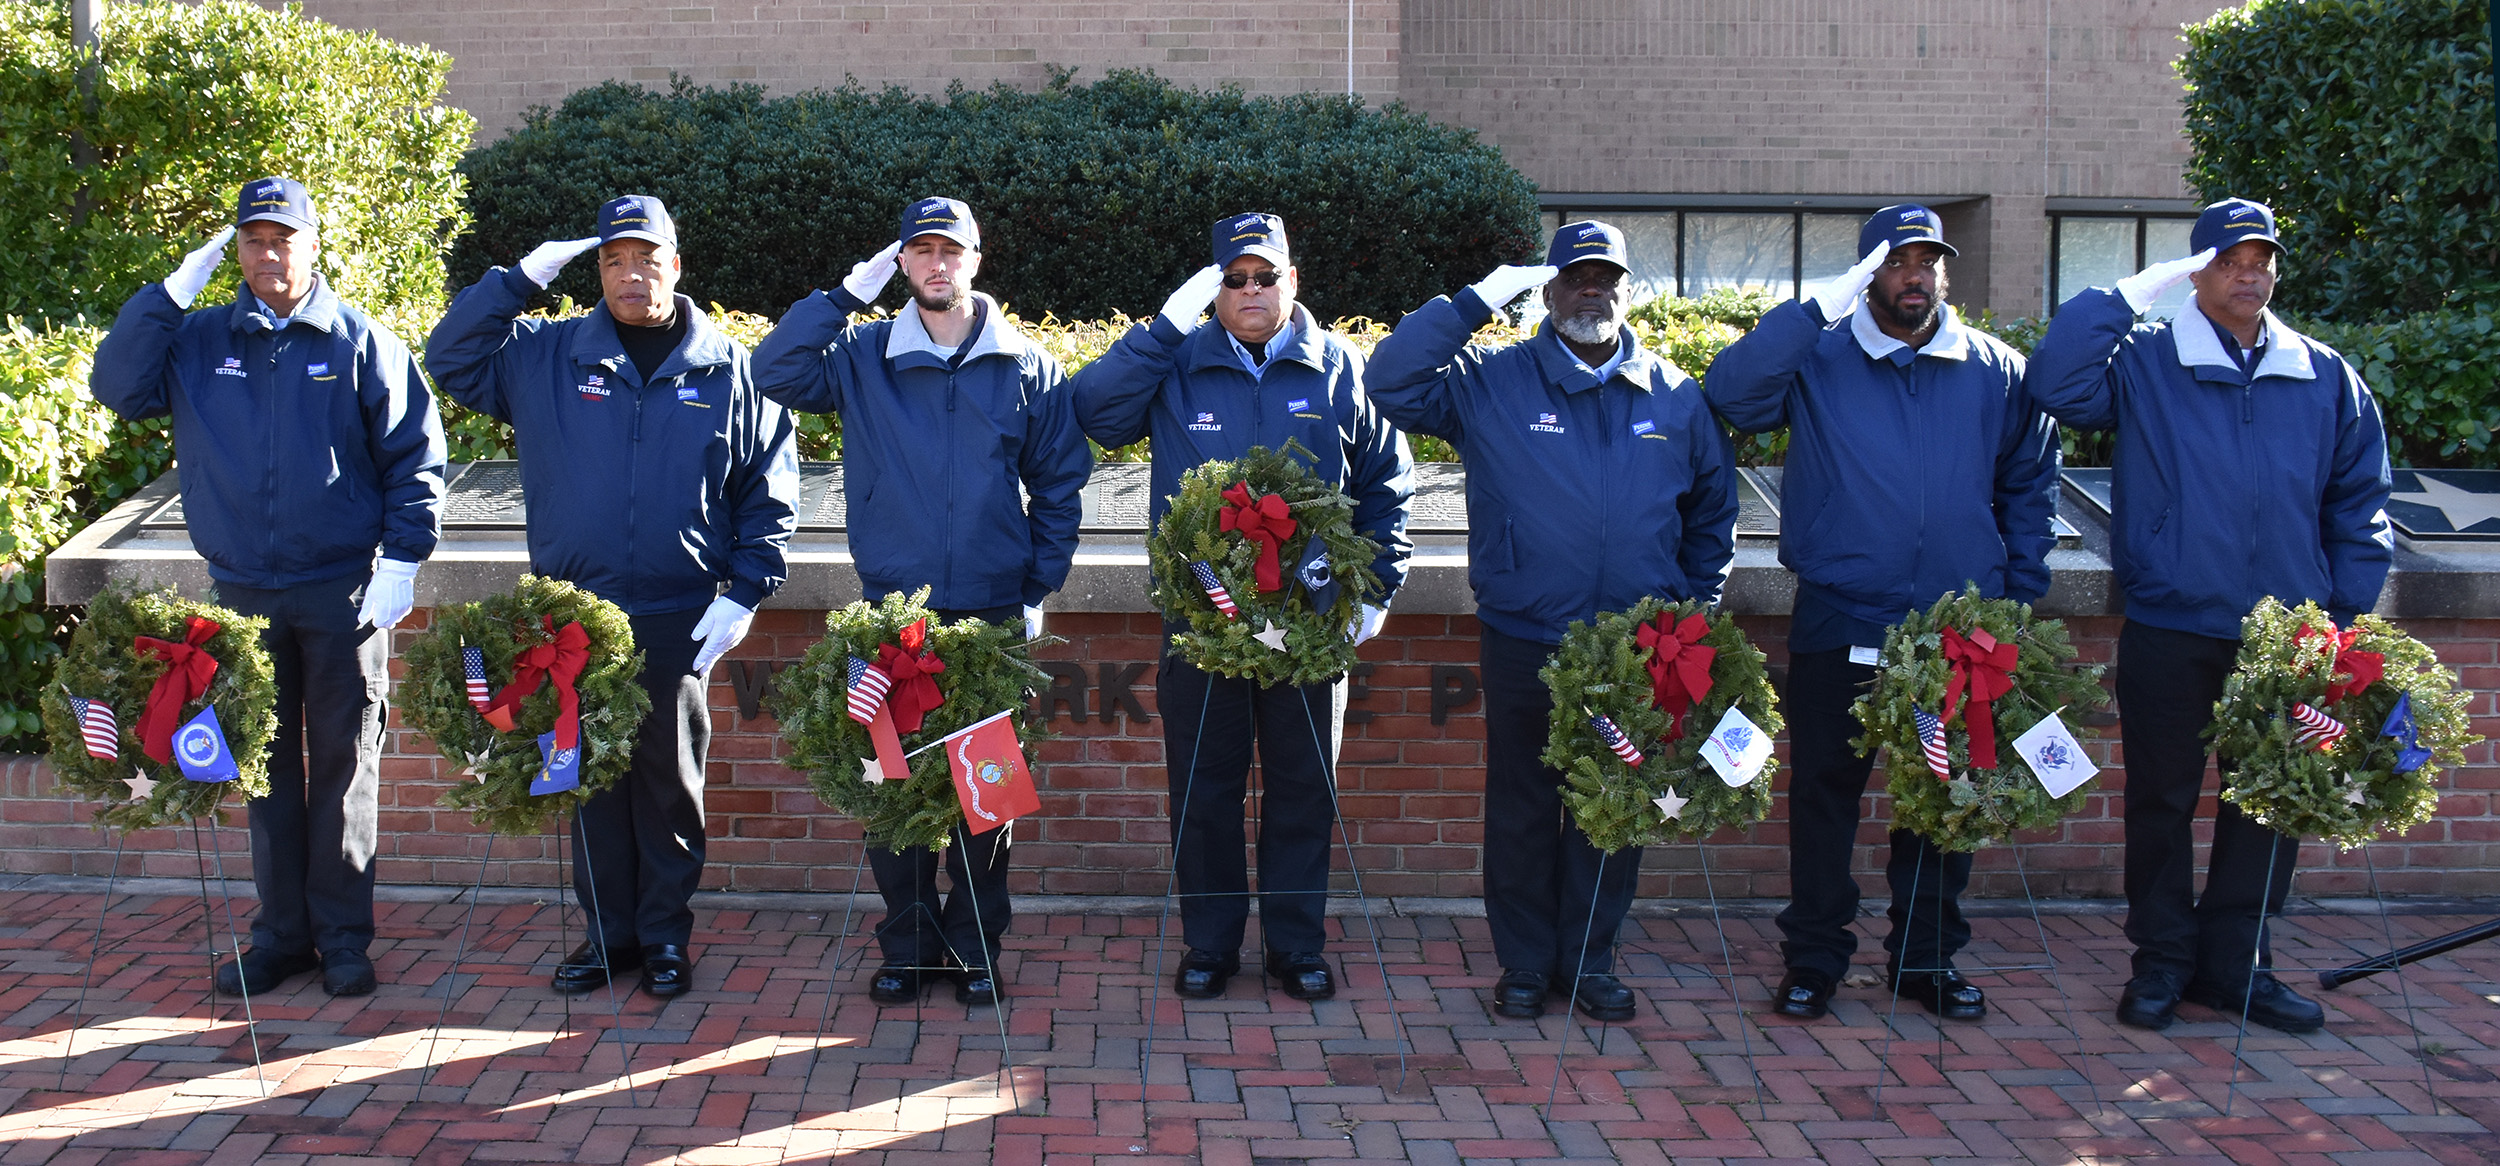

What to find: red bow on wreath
left=1219, top=481, right=1298, bottom=592
left=875, top=618, right=947, bottom=734
left=133, top=616, right=221, bottom=764
left=486, top=616, right=590, bottom=749
left=1635, top=611, right=1715, bottom=741
left=1940, top=626, right=2018, bottom=769
left=2296, top=621, right=2384, bottom=704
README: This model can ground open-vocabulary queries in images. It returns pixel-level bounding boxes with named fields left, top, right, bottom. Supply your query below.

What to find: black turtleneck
left=618, top=310, right=688, bottom=383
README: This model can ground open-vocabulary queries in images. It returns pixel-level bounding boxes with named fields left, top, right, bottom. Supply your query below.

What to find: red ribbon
left=133, top=616, right=221, bottom=764
left=2296, top=621, right=2384, bottom=705
left=875, top=618, right=947, bottom=734
left=1940, top=626, right=2018, bottom=769
left=486, top=616, right=590, bottom=749
left=1219, top=481, right=1299, bottom=592
left=1634, top=611, right=1716, bottom=741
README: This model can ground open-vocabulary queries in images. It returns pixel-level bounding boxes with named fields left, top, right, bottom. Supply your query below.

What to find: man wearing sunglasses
left=751, top=197, right=1092, bottom=1009
left=1368, top=222, right=1738, bottom=1023
left=1071, top=213, right=1413, bottom=1004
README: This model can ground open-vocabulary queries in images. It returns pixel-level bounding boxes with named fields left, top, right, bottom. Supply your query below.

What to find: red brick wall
left=6, top=610, right=2496, bottom=900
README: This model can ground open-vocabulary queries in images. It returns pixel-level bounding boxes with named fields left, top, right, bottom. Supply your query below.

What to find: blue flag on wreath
left=173, top=706, right=240, bottom=782
left=530, top=729, right=581, bottom=795
left=2381, top=691, right=2434, bottom=774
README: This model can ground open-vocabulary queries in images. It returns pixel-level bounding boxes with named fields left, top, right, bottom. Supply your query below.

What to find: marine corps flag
left=942, top=710, right=1040, bottom=835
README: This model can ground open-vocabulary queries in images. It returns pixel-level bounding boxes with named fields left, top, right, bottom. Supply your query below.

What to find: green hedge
left=2304, top=305, right=2500, bottom=468
left=450, top=70, right=1543, bottom=323
left=2180, top=0, right=2496, bottom=322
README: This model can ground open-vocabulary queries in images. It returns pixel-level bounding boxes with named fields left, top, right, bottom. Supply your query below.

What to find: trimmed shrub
left=449, top=70, right=1542, bottom=323
left=2179, top=0, right=2496, bottom=321
left=2303, top=305, right=2500, bottom=468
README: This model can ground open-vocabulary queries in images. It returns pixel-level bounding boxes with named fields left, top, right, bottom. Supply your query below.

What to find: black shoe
left=551, top=941, right=639, bottom=994
left=2116, top=970, right=2183, bottom=1031
left=214, top=947, right=319, bottom=996
left=320, top=949, right=377, bottom=997
left=2184, top=972, right=2326, bottom=1034
left=1265, top=951, right=1335, bottom=1001
left=639, top=944, right=693, bottom=998
left=952, top=967, right=999, bottom=1007
left=1492, top=969, right=1548, bottom=1019
left=1889, top=966, right=1987, bottom=1020
left=1568, top=973, right=1637, bottom=1022
left=1772, top=968, right=1835, bottom=1019
left=869, top=966, right=925, bottom=1004
left=1173, top=949, right=1239, bottom=999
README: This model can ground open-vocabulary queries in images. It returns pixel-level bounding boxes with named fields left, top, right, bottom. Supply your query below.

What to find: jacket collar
left=1184, top=303, right=1327, bottom=375
left=2173, top=297, right=2314, bottom=382
left=1530, top=325, right=1661, bottom=394
left=885, top=292, right=1038, bottom=369
left=226, top=277, right=345, bottom=337
left=1850, top=301, right=1971, bottom=363
left=569, top=295, right=733, bottom=381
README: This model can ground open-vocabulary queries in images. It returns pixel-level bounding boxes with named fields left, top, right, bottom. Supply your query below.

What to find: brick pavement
left=3, top=882, right=2498, bottom=1164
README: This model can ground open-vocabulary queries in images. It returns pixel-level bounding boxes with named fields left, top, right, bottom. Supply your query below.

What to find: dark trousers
left=574, top=606, right=710, bottom=951
left=1481, top=627, right=1641, bottom=978
left=221, top=572, right=387, bottom=957
left=1774, top=647, right=1972, bottom=980
left=868, top=605, right=1020, bottom=972
left=2117, top=620, right=2300, bottom=983
left=1157, top=652, right=1343, bottom=955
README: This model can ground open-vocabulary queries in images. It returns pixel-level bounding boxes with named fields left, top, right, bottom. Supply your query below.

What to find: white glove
left=842, top=240, right=903, bottom=304
left=1348, top=603, right=1387, bottom=647
left=357, top=558, right=420, bottom=631
left=1806, top=241, right=1889, bottom=322
left=1468, top=264, right=1559, bottom=312
left=1022, top=605, right=1044, bottom=641
left=163, top=226, right=235, bottom=309
left=517, top=236, right=603, bottom=288
left=1158, top=265, right=1225, bottom=328
left=2115, top=248, right=2217, bottom=314
left=689, top=596, right=756, bottom=672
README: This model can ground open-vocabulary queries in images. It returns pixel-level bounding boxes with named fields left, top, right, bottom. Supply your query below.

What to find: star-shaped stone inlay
left=1651, top=788, right=1689, bottom=821
left=2391, top=473, right=2500, bottom=532
left=123, top=774, right=157, bottom=801
left=1253, top=620, right=1290, bottom=652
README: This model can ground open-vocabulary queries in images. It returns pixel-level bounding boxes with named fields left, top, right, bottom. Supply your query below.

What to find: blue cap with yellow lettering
left=2190, top=197, right=2284, bottom=257
left=899, top=196, right=980, bottom=250
left=1212, top=212, right=1289, bottom=267
left=597, top=194, right=677, bottom=248
left=234, top=177, right=316, bottom=233
left=1859, top=205, right=1959, bottom=260
left=1546, top=220, right=1631, bottom=272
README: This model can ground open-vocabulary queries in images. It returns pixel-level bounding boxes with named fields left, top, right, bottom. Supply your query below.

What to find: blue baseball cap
left=899, top=196, right=980, bottom=250
left=1859, top=204, right=1958, bottom=259
left=597, top=194, right=677, bottom=248
left=2190, top=197, right=2284, bottom=256
left=1212, top=213, right=1289, bottom=267
left=1547, top=220, right=1631, bottom=272
left=234, top=177, right=316, bottom=233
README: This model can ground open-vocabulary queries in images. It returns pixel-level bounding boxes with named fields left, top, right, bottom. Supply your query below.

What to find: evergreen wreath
left=42, top=582, right=277, bottom=830
left=1146, top=439, right=1382, bottom=687
left=2208, top=598, right=2471, bottom=849
left=1855, top=589, right=2110, bottom=853
left=1541, top=598, right=1782, bottom=851
left=399, top=575, right=650, bottom=836
left=771, top=588, right=1051, bottom=852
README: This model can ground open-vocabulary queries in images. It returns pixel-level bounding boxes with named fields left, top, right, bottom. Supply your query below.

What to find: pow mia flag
left=1294, top=539, right=1339, bottom=614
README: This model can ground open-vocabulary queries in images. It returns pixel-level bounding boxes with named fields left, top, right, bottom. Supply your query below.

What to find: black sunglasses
left=1221, top=270, right=1283, bottom=289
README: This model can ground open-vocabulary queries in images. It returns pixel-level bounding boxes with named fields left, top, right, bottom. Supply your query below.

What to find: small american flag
left=1588, top=715, right=1644, bottom=767
left=2291, top=702, right=2347, bottom=752
left=1189, top=561, right=1240, bottom=620
left=68, top=696, right=117, bottom=761
left=1913, top=706, right=1952, bottom=780
left=846, top=655, right=891, bottom=726
left=461, top=643, right=493, bottom=714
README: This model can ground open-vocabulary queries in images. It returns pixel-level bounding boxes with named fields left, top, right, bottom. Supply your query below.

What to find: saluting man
left=752, top=197, right=1091, bottom=1008
left=426, top=195, right=799, bottom=999
left=1705, top=205, right=2060, bottom=1023
left=1070, top=213, right=1413, bottom=1004
left=1368, top=222, right=1738, bottom=1023
left=2027, top=198, right=2392, bottom=1035
left=91, top=177, right=447, bottom=998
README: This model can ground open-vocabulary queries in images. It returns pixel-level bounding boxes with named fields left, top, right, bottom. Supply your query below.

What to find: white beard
left=1554, top=312, right=1622, bottom=347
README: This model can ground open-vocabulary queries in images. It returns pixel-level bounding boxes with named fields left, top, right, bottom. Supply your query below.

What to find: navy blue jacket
left=91, top=280, right=446, bottom=589
left=1368, top=288, right=1739, bottom=643
left=1070, top=306, right=1414, bottom=598
left=751, top=288, right=1090, bottom=609
left=1706, top=299, right=2060, bottom=651
left=425, top=267, right=799, bottom=616
left=2027, top=288, right=2393, bottom=638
